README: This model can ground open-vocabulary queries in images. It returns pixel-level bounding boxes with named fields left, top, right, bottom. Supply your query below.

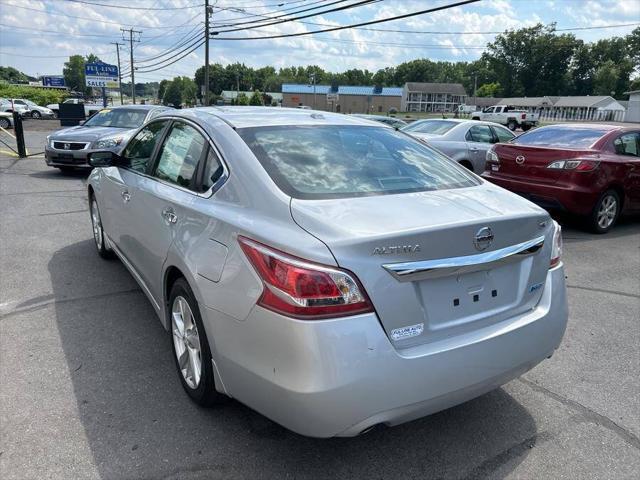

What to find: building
left=624, top=90, right=640, bottom=123
left=495, top=96, right=627, bottom=122
left=281, top=84, right=402, bottom=113
left=401, top=83, right=467, bottom=113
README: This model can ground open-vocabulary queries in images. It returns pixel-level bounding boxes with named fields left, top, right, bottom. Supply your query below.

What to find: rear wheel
left=169, top=278, right=227, bottom=406
left=507, top=120, right=517, bottom=131
left=589, top=189, right=620, bottom=234
left=31, top=110, right=41, bottom=119
left=53, top=110, right=59, bottom=119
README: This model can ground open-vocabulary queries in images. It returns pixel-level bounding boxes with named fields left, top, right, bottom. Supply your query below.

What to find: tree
left=0, top=66, right=33, bottom=84
left=158, top=79, right=169, bottom=101
left=475, top=82, right=502, bottom=97
left=249, top=90, right=263, bottom=106
left=162, top=80, right=182, bottom=107
left=593, top=60, right=619, bottom=96
left=63, top=54, right=100, bottom=96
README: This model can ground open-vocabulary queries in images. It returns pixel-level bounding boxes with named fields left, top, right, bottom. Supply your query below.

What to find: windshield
left=513, top=126, right=609, bottom=148
left=84, top=109, right=148, bottom=129
left=238, top=125, right=479, bottom=200
left=402, top=120, right=457, bottom=135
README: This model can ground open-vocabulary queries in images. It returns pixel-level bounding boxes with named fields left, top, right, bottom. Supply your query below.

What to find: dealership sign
left=42, top=76, right=65, bottom=87
left=85, top=62, right=119, bottom=88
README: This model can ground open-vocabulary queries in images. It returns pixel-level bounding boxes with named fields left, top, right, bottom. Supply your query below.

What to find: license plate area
left=416, top=263, right=522, bottom=331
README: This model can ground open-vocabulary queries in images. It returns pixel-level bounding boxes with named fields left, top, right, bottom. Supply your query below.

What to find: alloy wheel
left=171, top=296, right=202, bottom=389
left=597, top=194, right=617, bottom=230
left=90, top=199, right=103, bottom=251
left=32, top=111, right=41, bottom=119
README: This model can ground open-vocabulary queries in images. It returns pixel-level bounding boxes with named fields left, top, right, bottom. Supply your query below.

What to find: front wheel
left=169, top=278, right=228, bottom=406
left=507, top=120, right=517, bottom=131
left=90, top=197, right=114, bottom=258
left=589, top=189, right=620, bottom=234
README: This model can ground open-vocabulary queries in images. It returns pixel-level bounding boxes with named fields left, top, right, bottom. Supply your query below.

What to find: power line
left=135, top=33, right=205, bottom=68
left=212, top=0, right=347, bottom=26
left=0, top=23, right=119, bottom=38
left=135, top=26, right=204, bottom=62
left=135, top=39, right=205, bottom=73
left=51, top=0, right=205, bottom=11
left=135, top=14, right=202, bottom=47
left=211, top=0, right=481, bottom=38
left=212, top=0, right=380, bottom=33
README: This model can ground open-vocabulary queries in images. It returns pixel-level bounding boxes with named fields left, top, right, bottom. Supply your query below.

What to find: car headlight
left=95, top=137, right=123, bottom=149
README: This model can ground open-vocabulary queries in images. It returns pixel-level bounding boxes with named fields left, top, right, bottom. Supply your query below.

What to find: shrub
left=0, top=84, right=69, bottom=106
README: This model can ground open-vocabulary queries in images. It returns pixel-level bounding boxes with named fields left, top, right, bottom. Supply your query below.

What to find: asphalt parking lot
left=0, top=123, right=639, bottom=480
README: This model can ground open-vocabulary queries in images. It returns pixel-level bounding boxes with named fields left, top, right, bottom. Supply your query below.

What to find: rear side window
left=153, top=122, right=207, bottom=190
left=513, top=126, right=609, bottom=148
left=492, top=126, right=515, bottom=143
left=201, top=148, right=225, bottom=191
left=402, top=120, right=456, bottom=135
left=238, top=125, right=479, bottom=200
left=466, top=125, right=494, bottom=143
left=613, top=133, right=639, bottom=157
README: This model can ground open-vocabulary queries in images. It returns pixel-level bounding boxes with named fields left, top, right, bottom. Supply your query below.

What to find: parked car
left=0, top=98, right=29, bottom=117
left=7, top=98, right=54, bottom=118
left=0, top=111, right=14, bottom=129
left=350, top=113, right=408, bottom=129
left=45, top=98, right=103, bottom=118
left=472, top=105, right=539, bottom=131
left=402, top=119, right=515, bottom=173
left=483, top=124, right=640, bottom=233
left=45, top=105, right=172, bottom=172
left=86, top=107, right=567, bottom=437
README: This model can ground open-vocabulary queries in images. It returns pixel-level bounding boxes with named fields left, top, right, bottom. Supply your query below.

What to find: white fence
left=536, top=108, right=626, bottom=123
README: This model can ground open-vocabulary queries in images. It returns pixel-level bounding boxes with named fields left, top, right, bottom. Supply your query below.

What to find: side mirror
left=88, top=151, right=120, bottom=167
left=78, top=120, right=85, bottom=125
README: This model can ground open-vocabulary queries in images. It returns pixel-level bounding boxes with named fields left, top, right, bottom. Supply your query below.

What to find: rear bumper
left=482, top=173, right=598, bottom=215
left=45, top=146, right=91, bottom=168
left=207, top=265, right=568, bottom=437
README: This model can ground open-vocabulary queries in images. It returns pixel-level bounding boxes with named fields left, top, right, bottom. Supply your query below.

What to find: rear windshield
left=513, top=126, right=609, bottom=148
left=84, top=108, right=148, bottom=129
left=238, top=125, right=479, bottom=199
left=402, top=120, right=457, bottom=135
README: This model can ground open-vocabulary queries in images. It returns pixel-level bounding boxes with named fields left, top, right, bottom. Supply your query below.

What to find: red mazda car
left=483, top=124, right=640, bottom=233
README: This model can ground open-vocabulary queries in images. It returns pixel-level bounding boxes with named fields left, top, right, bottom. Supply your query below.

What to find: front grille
left=53, top=141, right=87, bottom=150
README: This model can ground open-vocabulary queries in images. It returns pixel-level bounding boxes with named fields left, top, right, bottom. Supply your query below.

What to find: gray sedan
left=86, top=107, right=567, bottom=437
left=45, top=105, right=171, bottom=172
left=402, top=119, right=516, bottom=173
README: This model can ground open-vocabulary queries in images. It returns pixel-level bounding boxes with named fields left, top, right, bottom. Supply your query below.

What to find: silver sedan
left=402, top=119, right=516, bottom=173
left=87, top=107, right=567, bottom=437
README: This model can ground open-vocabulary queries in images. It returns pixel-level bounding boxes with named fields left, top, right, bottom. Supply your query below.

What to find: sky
left=0, top=0, right=638, bottom=84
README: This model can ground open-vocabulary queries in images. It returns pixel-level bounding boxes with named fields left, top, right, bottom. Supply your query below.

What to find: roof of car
left=536, top=123, right=626, bottom=131
left=164, top=106, right=386, bottom=129
left=109, top=104, right=168, bottom=111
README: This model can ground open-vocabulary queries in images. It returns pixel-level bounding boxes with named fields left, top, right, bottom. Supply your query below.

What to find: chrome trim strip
left=383, top=235, right=545, bottom=282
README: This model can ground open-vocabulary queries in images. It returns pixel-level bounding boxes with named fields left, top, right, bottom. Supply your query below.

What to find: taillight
left=521, top=113, right=526, bottom=120
left=238, top=236, right=374, bottom=320
left=547, top=159, right=599, bottom=171
left=550, top=221, right=562, bottom=268
left=486, top=147, right=499, bottom=164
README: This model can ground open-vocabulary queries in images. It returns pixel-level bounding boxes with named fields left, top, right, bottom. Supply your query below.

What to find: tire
left=53, top=110, right=59, bottom=119
left=169, top=278, right=227, bottom=407
left=521, top=124, right=531, bottom=132
left=0, top=118, right=10, bottom=129
left=471, top=117, right=480, bottom=121
left=507, top=120, right=517, bottom=131
left=58, top=166, right=74, bottom=174
left=588, top=189, right=620, bottom=234
left=459, top=160, right=474, bottom=172
left=89, top=196, right=114, bottom=258
left=31, top=110, right=41, bottom=119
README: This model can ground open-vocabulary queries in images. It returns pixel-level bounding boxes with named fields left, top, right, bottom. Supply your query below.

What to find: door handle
left=162, top=207, right=178, bottom=224
left=469, top=147, right=479, bottom=152
left=121, top=190, right=131, bottom=203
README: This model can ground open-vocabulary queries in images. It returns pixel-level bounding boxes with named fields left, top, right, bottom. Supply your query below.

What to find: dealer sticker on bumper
left=390, top=323, right=424, bottom=341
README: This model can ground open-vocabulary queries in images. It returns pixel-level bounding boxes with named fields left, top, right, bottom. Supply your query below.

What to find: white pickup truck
left=46, top=98, right=104, bottom=119
left=471, top=105, right=538, bottom=131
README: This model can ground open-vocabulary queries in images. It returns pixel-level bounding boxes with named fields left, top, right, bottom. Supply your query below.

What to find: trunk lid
left=490, top=144, right=596, bottom=184
left=291, top=184, right=554, bottom=349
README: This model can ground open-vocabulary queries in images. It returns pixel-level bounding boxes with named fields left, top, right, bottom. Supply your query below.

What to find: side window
left=613, top=133, right=639, bottom=157
left=484, top=107, right=494, bottom=113
left=467, top=125, right=494, bottom=143
left=201, top=148, right=225, bottom=192
left=123, top=120, right=167, bottom=173
left=153, top=122, right=207, bottom=190
left=492, top=126, right=515, bottom=143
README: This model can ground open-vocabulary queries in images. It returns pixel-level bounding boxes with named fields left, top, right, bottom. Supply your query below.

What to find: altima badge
left=372, top=245, right=421, bottom=255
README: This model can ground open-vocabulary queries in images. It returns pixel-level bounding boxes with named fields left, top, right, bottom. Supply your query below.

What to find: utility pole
left=121, top=28, right=141, bottom=104
left=203, top=0, right=212, bottom=106
left=111, top=42, right=124, bottom=105
left=310, top=70, right=316, bottom=110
